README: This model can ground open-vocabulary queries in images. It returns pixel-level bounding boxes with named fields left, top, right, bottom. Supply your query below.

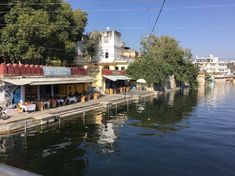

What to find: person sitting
left=17, top=100, right=27, bottom=112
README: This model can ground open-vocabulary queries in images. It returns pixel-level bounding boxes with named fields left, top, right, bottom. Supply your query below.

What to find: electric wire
left=150, top=0, right=166, bottom=36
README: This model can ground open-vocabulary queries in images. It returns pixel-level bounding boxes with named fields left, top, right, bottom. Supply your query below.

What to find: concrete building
left=0, top=63, right=94, bottom=108
left=193, top=54, right=231, bottom=75
left=121, top=46, right=139, bottom=59
left=85, top=28, right=134, bottom=93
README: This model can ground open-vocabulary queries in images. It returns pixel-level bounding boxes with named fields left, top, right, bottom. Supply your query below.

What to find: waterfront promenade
left=0, top=91, right=155, bottom=135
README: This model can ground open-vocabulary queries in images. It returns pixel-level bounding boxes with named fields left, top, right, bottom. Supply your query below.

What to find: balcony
left=102, top=69, right=126, bottom=75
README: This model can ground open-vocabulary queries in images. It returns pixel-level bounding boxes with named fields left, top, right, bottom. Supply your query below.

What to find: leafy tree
left=0, top=0, right=10, bottom=62
left=0, top=0, right=87, bottom=65
left=0, top=0, right=10, bottom=29
left=127, top=35, right=198, bottom=87
left=81, top=31, right=102, bottom=63
left=127, top=56, right=171, bottom=84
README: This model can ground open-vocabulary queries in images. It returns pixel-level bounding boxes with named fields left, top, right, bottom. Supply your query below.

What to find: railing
left=102, top=69, right=126, bottom=75
left=0, top=63, right=44, bottom=76
left=0, top=63, right=88, bottom=77
left=71, top=67, right=88, bottom=76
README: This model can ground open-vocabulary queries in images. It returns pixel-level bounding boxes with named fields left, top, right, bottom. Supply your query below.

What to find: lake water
left=0, top=83, right=235, bottom=176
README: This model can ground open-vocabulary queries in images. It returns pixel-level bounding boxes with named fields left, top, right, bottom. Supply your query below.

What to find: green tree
left=81, top=31, right=102, bottom=63
left=0, top=0, right=10, bottom=29
left=127, top=56, right=171, bottom=84
left=127, top=35, right=198, bottom=87
left=0, top=0, right=87, bottom=65
left=0, top=0, right=10, bottom=62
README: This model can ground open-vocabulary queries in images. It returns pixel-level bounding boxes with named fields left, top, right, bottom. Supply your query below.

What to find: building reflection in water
left=0, top=88, right=204, bottom=174
left=92, top=112, right=127, bottom=153
left=0, top=134, right=27, bottom=158
left=198, top=82, right=234, bottom=108
left=197, top=85, right=205, bottom=100
left=166, top=91, right=176, bottom=107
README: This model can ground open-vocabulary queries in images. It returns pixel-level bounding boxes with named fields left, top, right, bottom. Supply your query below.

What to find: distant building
left=193, top=54, right=232, bottom=75
left=227, top=60, right=235, bottom=74
left=121, top=45, right=139, bottom=59
left=99, top=29, right=122, bottom=63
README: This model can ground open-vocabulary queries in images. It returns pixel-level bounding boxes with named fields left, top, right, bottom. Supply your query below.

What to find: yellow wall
left=75, top=84, right=84, bottom=93
left=84, top=83, right=89, bottom=91
left=116, top=64, right=128, bottom=70
left=86, top=62, right=129, bottom=93
left=58, top=85, right=66, bottom=96
left=122, top=49, right=138, bottom=59
left=66, top=84, right=75, bottom=95
left=57, top=83, right=91, bottom=96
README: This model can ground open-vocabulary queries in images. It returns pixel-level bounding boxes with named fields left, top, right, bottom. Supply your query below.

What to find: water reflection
left=0, top=111, right=128, bottom=175
left=198, top=83, right=234, bottom=108
left=127, top=89, right=198, bottom=132
left=0, top=85, right=234, bottom=176
left=3, top=86, right=235, bottom=175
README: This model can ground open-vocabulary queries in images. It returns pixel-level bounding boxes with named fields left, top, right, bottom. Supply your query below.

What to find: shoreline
left=0, top=91, right=156, bottom=136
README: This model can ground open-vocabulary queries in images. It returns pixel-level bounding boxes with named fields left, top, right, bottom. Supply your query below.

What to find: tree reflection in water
left=0, top=89, right=198, bottom=175
left=127, top=89, right=198, bottom=132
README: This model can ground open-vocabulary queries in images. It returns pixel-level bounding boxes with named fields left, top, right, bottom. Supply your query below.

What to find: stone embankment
left=0, top=91, right=156, bottom=135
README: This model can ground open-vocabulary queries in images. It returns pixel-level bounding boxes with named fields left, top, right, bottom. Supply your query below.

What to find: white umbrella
left=136, top=79, right=146, bottom=84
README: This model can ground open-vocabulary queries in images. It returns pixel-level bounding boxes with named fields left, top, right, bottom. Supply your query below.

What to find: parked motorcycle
left=0, top=106, right=9, bottom=120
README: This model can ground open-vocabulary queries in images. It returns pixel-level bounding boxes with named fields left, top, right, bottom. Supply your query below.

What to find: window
left=121, top=67, right=125, bottom=70
left=115, top=67, right=118, bottom=70
left=105, top=52, right=109, bottom=58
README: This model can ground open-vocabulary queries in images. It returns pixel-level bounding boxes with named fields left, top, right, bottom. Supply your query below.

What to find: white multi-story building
left=98, top=28, right=132, bottom=64
left=85, top=28, right=135, bottom=91
left=193, top=54, right=231, bottom=75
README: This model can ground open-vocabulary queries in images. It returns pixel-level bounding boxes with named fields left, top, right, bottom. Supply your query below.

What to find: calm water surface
left=0, top=84, right=235, bottom=176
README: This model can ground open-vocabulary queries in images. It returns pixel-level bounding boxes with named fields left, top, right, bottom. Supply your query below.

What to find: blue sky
left=66, top=0, right=235, bottom=59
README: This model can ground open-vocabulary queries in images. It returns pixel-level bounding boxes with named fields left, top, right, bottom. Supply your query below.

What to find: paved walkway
left=1, top=93, right=133, bottom=124
left=0, top=91, right=155, bottom=134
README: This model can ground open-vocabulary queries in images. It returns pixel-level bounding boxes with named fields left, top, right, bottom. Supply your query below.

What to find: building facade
left=121, top=46, right=139, bottom=59
left=193, top=54, right=231, bottom=75
left=99, top=29, right=123, bottom=63
left=86, top=28, right=134, bottom=93
left=0, top=63, right=93, bottom=108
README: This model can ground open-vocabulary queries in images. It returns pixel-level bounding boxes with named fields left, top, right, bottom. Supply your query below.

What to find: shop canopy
left=2, top=76, right=95, bottom=86
left=103, top=75, right=131, bottom=82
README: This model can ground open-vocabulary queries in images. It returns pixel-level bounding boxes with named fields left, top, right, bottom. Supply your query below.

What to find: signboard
left=43, top=66, right=71, bottom=76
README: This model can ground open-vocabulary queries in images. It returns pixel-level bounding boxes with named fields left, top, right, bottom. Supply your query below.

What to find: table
left=43, top=101, right=50, bottom=109
left=19, top=104, right=27, bottom=112
left=67, top=97, right=77, bottom=103
left=56, top=98, right=64, bottom=105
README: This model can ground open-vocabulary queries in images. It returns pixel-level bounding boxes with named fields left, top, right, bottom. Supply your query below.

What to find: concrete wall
left=0, top=83, right=18, bottom=107
left=165, top=75, right=176, bottom=90
left=197, top=74, right=206, bottom=86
